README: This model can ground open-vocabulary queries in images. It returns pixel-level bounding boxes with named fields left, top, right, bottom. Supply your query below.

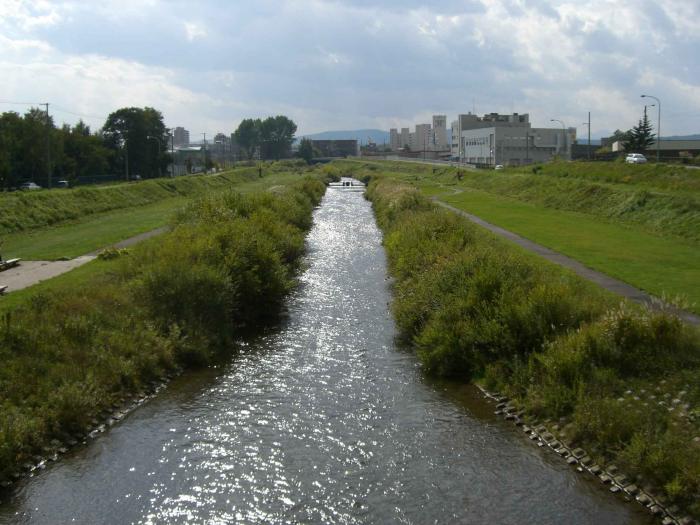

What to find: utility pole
left=525, top=131, right=529, bottom=163
left=201, top=132, right=207, bottom=174
left=125, top=139, right=129, bottom=181
left=581, top=115, right=592, bottom=161
left=42, top=103, right=51, bottom=189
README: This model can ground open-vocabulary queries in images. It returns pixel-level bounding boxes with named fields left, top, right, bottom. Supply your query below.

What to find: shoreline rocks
left=476, top=384, right=696, bottom=525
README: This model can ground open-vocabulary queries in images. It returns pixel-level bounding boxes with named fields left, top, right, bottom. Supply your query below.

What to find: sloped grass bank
left=0, top=174, right=329, bottom=484
left=340, top=159, right=700, bottom=243
left=0, top=164, right=299, bottom=236
left=367, top=177, right=700, bottom=519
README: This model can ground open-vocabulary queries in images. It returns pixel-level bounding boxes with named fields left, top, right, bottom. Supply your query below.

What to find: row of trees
left=0, top=106, right=170, bottom=189
left=234, top=116, right=297, bottom=161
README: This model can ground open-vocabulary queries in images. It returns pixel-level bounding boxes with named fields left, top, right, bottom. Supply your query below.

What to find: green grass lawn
left=1, top=171, right=305, bottom=261
left=440, top=188, right=700, bottom=313
left=2, top=197, right=187, bottom=260
left=0, top=257, right=118, bottom=314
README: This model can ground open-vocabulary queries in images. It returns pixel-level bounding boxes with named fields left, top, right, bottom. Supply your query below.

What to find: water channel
left=0, top=184, right=652, bottom=524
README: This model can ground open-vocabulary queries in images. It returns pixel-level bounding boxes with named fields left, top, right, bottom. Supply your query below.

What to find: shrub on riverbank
left=365, top=176, right=700, bottom=517
left=0, top=174, right=328, bottom=484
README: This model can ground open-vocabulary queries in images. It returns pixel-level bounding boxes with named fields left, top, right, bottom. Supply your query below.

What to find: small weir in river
left=0, top=181, right=652, bottom=524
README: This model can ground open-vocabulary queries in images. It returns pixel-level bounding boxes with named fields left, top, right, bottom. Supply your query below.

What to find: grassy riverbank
left=0, top=161, right=310, bottom=238
left=336, top=159, right=700, bottom=313
left=1, top=168, right=316, bottom=261
left=0, top=171, right=330, bottom=485
left=365, top=177, right=700, bottom=519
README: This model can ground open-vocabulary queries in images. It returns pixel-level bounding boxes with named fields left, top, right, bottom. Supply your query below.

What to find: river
left=0, top=182, right=651, bottom=524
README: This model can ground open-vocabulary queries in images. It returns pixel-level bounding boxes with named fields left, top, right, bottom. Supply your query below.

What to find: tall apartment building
left=432, top=115, right=448, bottom=150
left=400, top=128, right=410, bottom=150
left=173, top=126, right=190, bottom=147
left=414, top=123, right=432, bottom=151
left=390, top=128, right=400, bottom=151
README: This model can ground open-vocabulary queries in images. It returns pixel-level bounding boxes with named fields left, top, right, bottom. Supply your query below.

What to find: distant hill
left=298, top=129, right=390, bottom=145
left=663, top=134, right=700, bottom=141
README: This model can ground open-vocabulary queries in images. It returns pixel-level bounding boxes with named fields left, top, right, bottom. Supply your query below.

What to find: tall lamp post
left=147, top=135, right=162, bottom=178
left=550, top=119, right=567, bottom=159
left=641, top=94, right=661, bottom=162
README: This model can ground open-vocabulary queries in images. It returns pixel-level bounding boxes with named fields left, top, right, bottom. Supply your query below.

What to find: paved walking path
left=0, top=226, right=169, bottom=294
left=435, top=200, right=700, bottom=326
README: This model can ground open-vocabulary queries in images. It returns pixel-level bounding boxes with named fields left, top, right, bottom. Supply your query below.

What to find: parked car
left=625, top=153, right=647, bottom=164
left=20, top=182, right=41, bottom=190
left=494, top=164, right=504, bottom=170
left=56, top=180, right=70, bottom=188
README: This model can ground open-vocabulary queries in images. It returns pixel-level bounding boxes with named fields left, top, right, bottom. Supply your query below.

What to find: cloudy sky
left=1, top=0, right=698, bottom=139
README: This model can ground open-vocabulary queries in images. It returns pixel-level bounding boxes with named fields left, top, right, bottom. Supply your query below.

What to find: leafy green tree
left=259, top=116, right=297, bottom=160
left=297, top=137, right=314, bottom=164
left=625, top=108, right=655, bottom=153
left=102, top=107, right=168, bottom=179
left=234, top=118, right=261, bottom=160
left=57, top=120, right=111, bottom=183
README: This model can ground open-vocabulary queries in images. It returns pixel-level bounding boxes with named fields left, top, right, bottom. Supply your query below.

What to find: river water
left=0, top=183, right=651, bottom=524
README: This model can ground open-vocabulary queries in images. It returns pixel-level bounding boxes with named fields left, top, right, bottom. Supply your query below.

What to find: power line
left=0, top=101, right=107, bottom=122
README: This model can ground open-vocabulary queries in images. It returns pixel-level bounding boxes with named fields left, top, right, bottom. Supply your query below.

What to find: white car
left=625, top=153, right=647, bottom=164
left=20, top=182, right=41, bottom=190
left=494, top=164, right=504, bottom=170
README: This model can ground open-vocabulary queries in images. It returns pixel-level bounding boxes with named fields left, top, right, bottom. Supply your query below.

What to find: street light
left=147, top=135, right=162, bottom=178
left=641, top=94, right=661, bottom=162
left=550, top=119, right=567, bottom=159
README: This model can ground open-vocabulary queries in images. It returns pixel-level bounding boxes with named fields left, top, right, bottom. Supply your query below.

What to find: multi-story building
left=390, top=128, right=400, bottom=151
left=415, top=123, right=432, bottom=152
left=452, top=112, right=575, bottom=165
left=400, top=128, right=410, bottom=150
left=173, top=126, right=190, bottom=147
left=432, top=115, right=448, bottom=150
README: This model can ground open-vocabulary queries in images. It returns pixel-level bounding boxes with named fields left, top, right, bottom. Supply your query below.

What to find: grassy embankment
left=0, top=169, right=331, bottom=484
left=337, top=159, right=700, bottom=313
left=0, top=160, right=311, bottom=260
left=362, top=176, right=700, bottom=519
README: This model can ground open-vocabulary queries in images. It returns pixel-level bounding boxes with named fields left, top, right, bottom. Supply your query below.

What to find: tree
left=56, top=120, right=111, bottom=183
left=102, top=107, right=168, bottom=179
left=297, top=138, right=314, bottom=164
left=234, top=118, right=261, bottom=160
left=259, top=116, right=296, bottom=160
left=625, top=108, right=655, bottom=153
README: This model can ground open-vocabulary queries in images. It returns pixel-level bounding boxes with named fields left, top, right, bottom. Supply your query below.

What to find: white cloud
left=0, top=0, right=698, bottom=137
left=184, top=22, right=207, bottom=42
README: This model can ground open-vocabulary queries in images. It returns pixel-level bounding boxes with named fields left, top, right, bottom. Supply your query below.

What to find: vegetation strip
left=0, top=170, right=332, bottom=488
left=363, top=176, right=700, bottom=521
left=434, top=200, right=699, bottom=326
left=337, top=159, right=700, bottom=315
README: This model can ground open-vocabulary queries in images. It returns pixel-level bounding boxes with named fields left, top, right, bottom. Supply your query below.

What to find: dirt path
left=0, top=226, right=169, bottom=294
left=435, top=200, right=700, bottom=326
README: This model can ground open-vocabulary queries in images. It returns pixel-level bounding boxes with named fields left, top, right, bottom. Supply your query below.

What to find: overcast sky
left=1, top=0, right=698, bottom=139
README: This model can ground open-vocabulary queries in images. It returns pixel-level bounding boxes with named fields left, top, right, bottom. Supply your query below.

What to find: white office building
left=451, top=112, right=575, bottom=165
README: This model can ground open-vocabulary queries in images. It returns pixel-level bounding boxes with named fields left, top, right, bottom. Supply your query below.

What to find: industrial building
left=451, top=113, right=576, bottom=165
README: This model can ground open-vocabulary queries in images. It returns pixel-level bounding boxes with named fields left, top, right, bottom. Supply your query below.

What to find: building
left=390, top=129, right=400, bottom=151
left=414, top=123, right=432, bottom=152
left=611, top=139, right=700, bottom=161
left=400, top=128, right=410, bottom=150
left=310, top=139, right=359, bottom=158
left=173, top=127, right=190, bottom=147
left=451, top=112, right=575, bottom=165
left=432, top=115, right=448, bottom=150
